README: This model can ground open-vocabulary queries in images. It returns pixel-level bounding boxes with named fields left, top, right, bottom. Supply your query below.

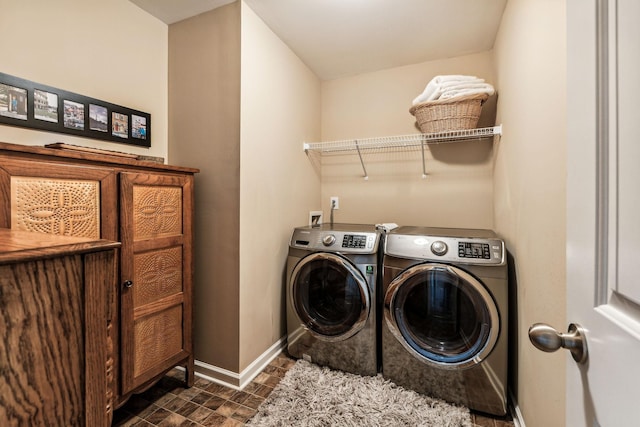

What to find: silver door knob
left=528, top=323, right=588, bottom=364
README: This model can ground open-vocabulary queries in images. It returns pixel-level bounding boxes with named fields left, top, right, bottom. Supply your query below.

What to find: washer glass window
left=386, top=264, right=498, bottom=367
left=291, top=253, right=369, bottom=340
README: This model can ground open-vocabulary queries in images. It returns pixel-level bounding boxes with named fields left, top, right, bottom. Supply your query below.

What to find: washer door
left=384, top=263, right=499, bottom=369
left=290, top=252, right=370, bottom=342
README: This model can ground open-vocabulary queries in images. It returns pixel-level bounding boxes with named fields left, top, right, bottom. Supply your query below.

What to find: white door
left=563, top=0, right=640, bottom=425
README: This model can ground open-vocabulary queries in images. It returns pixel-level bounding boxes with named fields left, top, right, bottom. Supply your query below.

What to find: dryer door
left=290, top=252, right=370, bottom=342
left=384, top=263, right=499, bottom=369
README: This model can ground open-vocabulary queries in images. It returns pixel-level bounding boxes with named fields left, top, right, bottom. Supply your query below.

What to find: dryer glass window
left=393, top=266, right=493, bottom=364
left=292, top=256, right=367, bottom=339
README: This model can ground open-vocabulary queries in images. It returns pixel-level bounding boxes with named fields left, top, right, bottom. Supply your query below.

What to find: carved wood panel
left=10, top=176, right=100, bottom=238
left=133, top=246, right=183, bottom=307
left=133, top=305, right=183, bottom=378
left=132, top=185, right=182, bottom=240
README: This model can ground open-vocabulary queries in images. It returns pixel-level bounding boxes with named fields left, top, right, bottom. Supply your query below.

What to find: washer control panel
left=386, top=233, right=504, bottom=265
left=291, top=226, right=380, bottom=254
left=342, top=234, right=373, bottom=249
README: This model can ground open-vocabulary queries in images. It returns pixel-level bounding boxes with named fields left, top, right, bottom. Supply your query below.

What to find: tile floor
left=112, top=353, right=515, bottom=427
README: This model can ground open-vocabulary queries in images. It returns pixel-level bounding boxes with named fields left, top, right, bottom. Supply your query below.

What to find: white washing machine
left=286, top=223, right=382, bottom=376
left=381, top=226, right=508, bottom=416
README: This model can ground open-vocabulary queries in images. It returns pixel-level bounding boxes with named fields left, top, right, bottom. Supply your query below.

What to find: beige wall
left=0, top=0, right=168, bottom=160
left=168, top=3, right=242, bottom=373
left=320, top=53, right=496, bottom=228
left=239, top=2, right=321, bottom=370
left=168, top=1, right=321, bottom=377
left=493, top=1, right=567, bottom=426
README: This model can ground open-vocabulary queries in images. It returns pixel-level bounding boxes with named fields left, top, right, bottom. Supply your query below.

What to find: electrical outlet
left=330, top=196, right=339, bottom=209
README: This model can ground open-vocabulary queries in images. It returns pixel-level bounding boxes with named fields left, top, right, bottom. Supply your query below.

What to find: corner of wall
left=168, top=2, right=242, bottom=373
left=491, top=1, right=567, bottom=426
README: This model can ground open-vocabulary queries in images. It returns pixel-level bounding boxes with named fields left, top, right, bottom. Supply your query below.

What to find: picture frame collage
left=0, top=72, right=151, bottom=147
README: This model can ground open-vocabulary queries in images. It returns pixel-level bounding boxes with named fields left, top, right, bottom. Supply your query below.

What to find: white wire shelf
left=303, top=125, right=502, bottom=179
left=303, top=125, right=501, bottom=153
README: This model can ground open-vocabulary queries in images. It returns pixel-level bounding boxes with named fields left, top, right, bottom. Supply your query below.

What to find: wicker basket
left=409, top=93, right=489, bottom=133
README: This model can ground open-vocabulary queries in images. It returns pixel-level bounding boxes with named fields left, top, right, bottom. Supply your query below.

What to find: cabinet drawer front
left=133, top=246, right=183, bottom=306
left=11, top=176, right=101, bottom=238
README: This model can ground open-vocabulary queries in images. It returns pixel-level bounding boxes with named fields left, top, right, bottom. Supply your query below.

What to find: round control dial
left=322, top=234, right=336, bottom=246
left=430, top=240, right=448, bottom=256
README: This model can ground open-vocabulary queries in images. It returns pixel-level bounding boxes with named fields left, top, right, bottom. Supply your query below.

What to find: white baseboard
left=509, top=390, right=526, bottom=427
left=192, top=336, right=287, bottom=390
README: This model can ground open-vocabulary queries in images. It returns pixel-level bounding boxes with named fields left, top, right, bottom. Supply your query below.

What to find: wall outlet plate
left=330, top=196, right=339, bottom=209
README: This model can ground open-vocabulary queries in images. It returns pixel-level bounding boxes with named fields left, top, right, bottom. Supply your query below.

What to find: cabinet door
left=0, top=157, right=118, bottom=240
left=0, top=248, right=117, bottom=427
left=119, top=172, right=194, bottom=394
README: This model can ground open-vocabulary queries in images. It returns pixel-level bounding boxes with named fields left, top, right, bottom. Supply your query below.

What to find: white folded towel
left=412, top=75, right=492, bottom=105
left=413, top=75, right=482, bottom=104
left=431, top=75, right=481, bottom=84
left=439, top=85, right=495, bottom=100
left=439, top=81, right=489, bottom=91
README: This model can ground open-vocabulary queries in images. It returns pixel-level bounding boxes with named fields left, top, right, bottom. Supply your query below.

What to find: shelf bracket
left=354, top=140, right=368, bottom=180
left=420, top=138, right=428, bottom=179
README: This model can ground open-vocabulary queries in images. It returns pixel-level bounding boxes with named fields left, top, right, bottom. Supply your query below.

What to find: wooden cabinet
left=0, top=142, right=199, bottom=409
left=0, top=229, right=120, bottom=427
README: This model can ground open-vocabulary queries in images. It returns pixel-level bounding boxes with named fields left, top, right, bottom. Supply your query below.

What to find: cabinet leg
left=184, top=357, right=195, bottom=388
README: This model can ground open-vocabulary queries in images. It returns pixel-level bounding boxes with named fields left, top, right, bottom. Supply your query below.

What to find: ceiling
left=130, top=0, right=507, bottom=80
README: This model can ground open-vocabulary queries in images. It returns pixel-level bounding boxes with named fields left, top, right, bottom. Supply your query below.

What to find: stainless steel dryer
left=286, top=223, right=381, bottom=376
left=382, top=226, right=508, bottom=416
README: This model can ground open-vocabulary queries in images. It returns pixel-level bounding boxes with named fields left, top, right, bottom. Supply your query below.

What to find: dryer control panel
left=385, top=233, right=505, bottom=265
left=458, top=241, right=492, bottom=259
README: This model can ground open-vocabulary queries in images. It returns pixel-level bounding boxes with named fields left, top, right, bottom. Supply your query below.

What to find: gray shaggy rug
left=247, top=360, right=472, bottom=427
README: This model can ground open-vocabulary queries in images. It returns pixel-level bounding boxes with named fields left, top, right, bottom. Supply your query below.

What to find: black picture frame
left=0, top=72, right=151, bottom=147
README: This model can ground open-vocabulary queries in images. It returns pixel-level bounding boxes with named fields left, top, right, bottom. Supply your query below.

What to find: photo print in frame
left=0, top=83, right=28, bottom=121
left=34, top=89, right=58, bottom=123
